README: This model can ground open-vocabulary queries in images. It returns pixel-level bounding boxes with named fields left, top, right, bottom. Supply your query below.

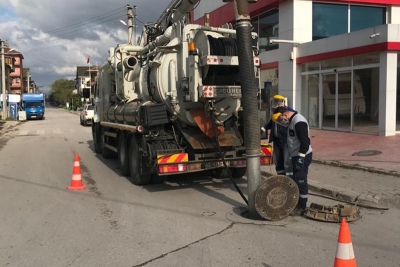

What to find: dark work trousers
left=273, top=142, right=292, bottom=176
left=291, top=152, right=313, bottom=210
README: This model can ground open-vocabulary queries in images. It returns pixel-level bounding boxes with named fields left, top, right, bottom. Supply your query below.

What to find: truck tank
left=92, top=1, right=270, bottom=185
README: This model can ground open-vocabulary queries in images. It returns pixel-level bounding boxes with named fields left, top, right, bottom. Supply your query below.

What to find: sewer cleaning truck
left=92, top=0, right=271, bottom=185
left=21, top=93, right=46, bottom=120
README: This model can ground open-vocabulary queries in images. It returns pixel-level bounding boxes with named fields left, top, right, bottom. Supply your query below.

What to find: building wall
left=10, top=55, right=23, bottom=94
left=190, top=0, right=400, bottom=135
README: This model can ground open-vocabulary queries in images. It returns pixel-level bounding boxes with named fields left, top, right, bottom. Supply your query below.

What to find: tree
left=49, top=79, right=76, bottom=106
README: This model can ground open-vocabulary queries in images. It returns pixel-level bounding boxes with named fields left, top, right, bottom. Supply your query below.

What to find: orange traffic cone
left=67, top=153, right=86, bottom=190
left=334, top=218, right=357, bottom=267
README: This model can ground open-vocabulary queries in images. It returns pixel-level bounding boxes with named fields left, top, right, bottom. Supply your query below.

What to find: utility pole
left=1, top=39, right=7, bottom=120
left=27, top=69, right=30, bottom=93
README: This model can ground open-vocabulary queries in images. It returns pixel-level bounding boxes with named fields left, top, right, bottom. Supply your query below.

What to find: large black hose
left=236, top=22, right=259, bottom=154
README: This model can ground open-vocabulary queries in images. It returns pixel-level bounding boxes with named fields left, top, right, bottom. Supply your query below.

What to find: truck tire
left=118, top=133, right=130, bottom=176
left=92, top=124, right=102, bottom=153
left=210, top=168, right=229, bottom=179
left=101, top=127, right=114, bottom=159
left=151, top=173, right=167, bottom=184
left=129, top=136, right=151, bottom=185
left=230, top=167, right=247, bottom=178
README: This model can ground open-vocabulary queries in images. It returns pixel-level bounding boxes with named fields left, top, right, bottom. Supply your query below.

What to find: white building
left=192, top=0, right=400, bottom=136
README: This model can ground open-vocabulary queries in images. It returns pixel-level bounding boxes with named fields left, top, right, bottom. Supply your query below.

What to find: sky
left=0, top=0, right=172, bottom=94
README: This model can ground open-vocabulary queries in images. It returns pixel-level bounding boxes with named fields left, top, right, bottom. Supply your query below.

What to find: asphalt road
left=0, top=108, right=399, bottom=267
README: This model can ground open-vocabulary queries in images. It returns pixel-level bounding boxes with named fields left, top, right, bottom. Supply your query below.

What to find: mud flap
left=255, top=175, right=299, bottom=221
left=304, top=203, right=360, bottom=222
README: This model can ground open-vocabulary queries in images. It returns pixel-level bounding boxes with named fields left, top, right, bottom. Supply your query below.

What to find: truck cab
left=21, top=93, right=45, bottom=120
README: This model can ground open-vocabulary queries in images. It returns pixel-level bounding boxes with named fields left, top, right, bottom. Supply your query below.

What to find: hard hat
left=271, top=112, right=282, bottom=122
left=273, top=94, right=286, bottom=100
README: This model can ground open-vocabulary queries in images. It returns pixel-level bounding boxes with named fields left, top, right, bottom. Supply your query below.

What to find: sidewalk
left=0, top=120, right=20, bottom=136
left=262, top=129, right=400, bottom=209
left=309, top=129, right=400, bottom=175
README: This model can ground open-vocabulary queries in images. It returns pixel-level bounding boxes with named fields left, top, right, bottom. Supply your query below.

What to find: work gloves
left=293, top=156, right=305, bottom=170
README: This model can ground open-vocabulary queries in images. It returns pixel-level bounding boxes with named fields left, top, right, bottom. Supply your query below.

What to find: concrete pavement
left=2, top=113, right=399, bottom=209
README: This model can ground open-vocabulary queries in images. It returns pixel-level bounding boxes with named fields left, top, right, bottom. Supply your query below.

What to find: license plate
left=31, top=116, right=36, bottom=118
left=205, top=161, right=226, bottom=168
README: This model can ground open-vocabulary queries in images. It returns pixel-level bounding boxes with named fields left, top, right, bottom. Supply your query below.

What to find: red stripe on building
left=261, top=61, right=279, bottom=70
left=297, top=42, right=400, bottom=64
left=193, top=0, right=279, bottom=27
left=323, top=0, right=400, bottom=5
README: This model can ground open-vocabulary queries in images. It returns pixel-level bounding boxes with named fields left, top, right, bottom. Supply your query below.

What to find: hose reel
left=206, top=35, right=239, bottom=77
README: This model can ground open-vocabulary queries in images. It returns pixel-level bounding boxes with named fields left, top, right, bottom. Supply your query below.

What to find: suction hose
left=234, top=0, right=261, bottom=218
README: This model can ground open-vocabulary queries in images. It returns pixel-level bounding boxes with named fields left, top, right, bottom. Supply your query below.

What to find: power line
left=18, top=6, right=126, bottom=46
left=42, top=6, right=126, bottom=35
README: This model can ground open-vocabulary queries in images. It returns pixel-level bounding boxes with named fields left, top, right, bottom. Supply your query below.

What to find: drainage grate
left=352, top=150, right=382, bottom=156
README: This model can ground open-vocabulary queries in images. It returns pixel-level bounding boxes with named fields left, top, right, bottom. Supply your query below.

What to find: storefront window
left=353, top=68, right=379, bottom=134
left=313, top=3, right=386, bottom=41
left=321, top=57, right=352, bottom=70
left=301, top=62, right=380, bottom=133
left=353, top=53, right=380, bottom=66
left=252, top=9, right=279, bottom=52
left=302, top=62, right=319, bottom=72
left=259, top=68, right=279, bottom=131
left=350, top=6, right=386, bottom=32
left=313, top=3, right=348, bottom=40
left=302, top=74, right=320, bottom=128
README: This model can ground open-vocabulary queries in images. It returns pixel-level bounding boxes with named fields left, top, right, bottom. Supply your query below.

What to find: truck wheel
left=101, top=127, right=114, bottom=159
left=210, top=168, right=229, bottom=179
left=92, top=124, right=102, bottom=153
left=129, top=136, right=151, bottom=185
left=230, top=167, right=247, bottom=178
left=151, top=173, right=167, bottom=184
left=118, top=133, right=130, bottom=176
left=80, top=119, right=84, bottom=125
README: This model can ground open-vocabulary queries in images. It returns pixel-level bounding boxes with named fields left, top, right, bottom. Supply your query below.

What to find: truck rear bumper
left=157, top=155, right=272, bottom=175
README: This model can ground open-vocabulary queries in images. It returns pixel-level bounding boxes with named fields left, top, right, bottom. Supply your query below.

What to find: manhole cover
left=255, top=175, right=299, bottom=221
left=352, top=150, right=382, bottom=156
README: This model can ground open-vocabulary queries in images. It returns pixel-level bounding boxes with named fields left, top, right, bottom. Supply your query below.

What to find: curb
left=0, top=121, right=22, bottom=137
left=312, top=159, right=400, bottom=178
left=260, top=169, right=389, bottom=210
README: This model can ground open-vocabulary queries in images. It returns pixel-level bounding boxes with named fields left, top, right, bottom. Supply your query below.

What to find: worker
left=272, top=106, right=313, bottom=216
left=260, top=94, right=295, bottom=177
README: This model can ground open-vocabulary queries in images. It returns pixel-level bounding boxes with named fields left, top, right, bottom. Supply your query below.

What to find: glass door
left=337, top=72, right=351, bottom=130
left=322, top=72, right=352, bottom=130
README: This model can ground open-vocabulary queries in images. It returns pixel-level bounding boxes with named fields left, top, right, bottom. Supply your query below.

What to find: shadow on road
left=86, top=139, right=248, bottom=208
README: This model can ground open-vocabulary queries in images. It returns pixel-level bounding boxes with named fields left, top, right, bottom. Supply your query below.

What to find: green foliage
left=48, top=79, right=79, bottom=105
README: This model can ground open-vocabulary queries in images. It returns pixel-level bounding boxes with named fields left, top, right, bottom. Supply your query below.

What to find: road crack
left=132, top=223, right=234, bottom=267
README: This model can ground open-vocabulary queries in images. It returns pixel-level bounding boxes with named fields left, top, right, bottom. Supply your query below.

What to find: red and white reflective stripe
left=335, top=243, right=355, bottom=260
left=74, top=162, right=80, bottom=167
left=72, top=174, right=82, bottom=181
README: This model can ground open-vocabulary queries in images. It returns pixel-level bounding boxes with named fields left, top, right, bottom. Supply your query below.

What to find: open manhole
left=352, top=150, right=382, bottom=156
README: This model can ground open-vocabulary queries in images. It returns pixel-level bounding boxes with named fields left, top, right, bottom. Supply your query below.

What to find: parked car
left=80, top=104, right=94, bottom=126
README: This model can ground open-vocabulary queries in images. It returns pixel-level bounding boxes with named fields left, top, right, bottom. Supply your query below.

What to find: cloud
left=0, top=0, right=170, bottom=93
